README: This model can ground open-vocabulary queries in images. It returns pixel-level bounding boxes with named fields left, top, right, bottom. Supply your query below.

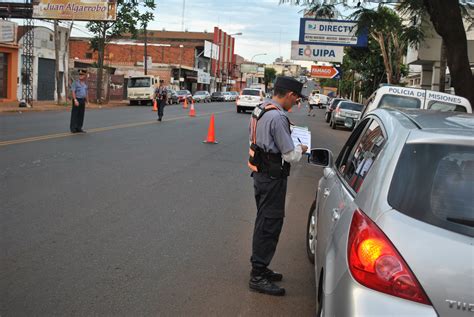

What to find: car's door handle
left=332, top=208, right=340, bottom=221
left=323, top=188, right=330, bottom=198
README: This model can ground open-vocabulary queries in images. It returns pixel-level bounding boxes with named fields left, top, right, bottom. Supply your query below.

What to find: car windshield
left=212, top=92, right=222, bottom=96
left=128, top=77, right=151, bottom=88
left=242, top=89, right=260, bottom=96
left=195, top=91, right=206, bottom=95
left=177, top=90, right=188, bottom=95
left=379, top=94, right=421, bottom=109
left=223, top=92, right=231, bottom=95
left=388, top=143, right=474, bottom=237
left=339, top=102, right=363, bottom=112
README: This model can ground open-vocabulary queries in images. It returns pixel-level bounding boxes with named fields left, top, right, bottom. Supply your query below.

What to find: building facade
left=0, top=21, right=19, bottom=102
left=17, top=26, right=69, bottom=101
left=69, top=28, right=237, bottom=94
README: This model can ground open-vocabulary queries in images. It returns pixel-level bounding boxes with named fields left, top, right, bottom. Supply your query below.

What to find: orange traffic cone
left=203, top=114, right=218, bottom=144
left=152, top=99, right=158, bottom=111
left=189, top=100, right=196, bottom=117
left=183, top=98, right=188, bottom=109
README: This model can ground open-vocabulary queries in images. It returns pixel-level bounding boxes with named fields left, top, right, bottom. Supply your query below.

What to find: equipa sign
left=33, top=0, right=117, bottom=21
left=310, top=65, right=341, bottom=79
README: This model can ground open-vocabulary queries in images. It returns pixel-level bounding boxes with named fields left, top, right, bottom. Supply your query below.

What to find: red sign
left=310, top=65, right=341, bottom=79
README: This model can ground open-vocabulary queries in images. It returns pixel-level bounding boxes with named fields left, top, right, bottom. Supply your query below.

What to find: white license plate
left=347, top=113, right=358, bottom=118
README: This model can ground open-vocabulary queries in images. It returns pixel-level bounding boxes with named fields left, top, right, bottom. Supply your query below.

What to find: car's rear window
left=177, top=90, right=188, bottom=95
left=388, top=143, right=474, bottom=237
left=428, top=101, right=467, bottom=113
left=330, top=99, right=344, bottom=109
left=379, top=95, right=421, bottom=109
left=339, top=102, right=363, bottom=111
left=242, top=89, right=260, bottom=96
left=195, top=91, right=206, bottom=95
left=212, top=92, right=222, bottom=96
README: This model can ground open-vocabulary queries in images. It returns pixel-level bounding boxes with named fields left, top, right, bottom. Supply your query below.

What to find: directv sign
left=291, top=41, right=343, bottom=63
left=299, top=18, right=368, bottom=47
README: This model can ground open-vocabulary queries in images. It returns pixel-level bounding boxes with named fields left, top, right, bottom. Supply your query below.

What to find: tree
left=87, top=0, right=155, bottom=103
left=351, top=6, right=421, bottom=85
left=280, top=0, right=474, bottom=105
left=264, top=67, right=277, bottom=90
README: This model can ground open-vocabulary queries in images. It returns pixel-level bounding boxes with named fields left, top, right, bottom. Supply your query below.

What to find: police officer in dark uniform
left=154, top=80, right=168, bottom=121
left=248, top=76, right=308, bottom=296
left=70, top=69, right=88, bottom=133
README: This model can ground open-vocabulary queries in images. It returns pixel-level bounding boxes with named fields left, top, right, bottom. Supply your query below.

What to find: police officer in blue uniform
left=248, top=76, right=308, bottom=296
left=70, top=69, right=88, bottom=133
left=154, top=80, right=168, bottom=121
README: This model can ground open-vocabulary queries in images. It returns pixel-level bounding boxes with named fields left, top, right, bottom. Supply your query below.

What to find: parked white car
left=236, top=88, right=264, bottom=113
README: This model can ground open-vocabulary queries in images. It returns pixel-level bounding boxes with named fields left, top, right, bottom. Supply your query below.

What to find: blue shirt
left=71, top=80, right=88, bottom=99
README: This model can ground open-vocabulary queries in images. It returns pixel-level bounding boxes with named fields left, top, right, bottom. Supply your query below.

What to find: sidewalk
left=0, top=100, right=129, bottom=114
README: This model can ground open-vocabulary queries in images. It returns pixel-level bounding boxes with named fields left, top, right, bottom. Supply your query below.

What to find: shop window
left=0, top=53, right=8, bottom=98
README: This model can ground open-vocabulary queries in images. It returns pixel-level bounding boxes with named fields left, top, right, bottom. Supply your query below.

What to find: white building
left=17, top=26, right=69, bottom=101
left=406, top=18, right=474, bottom=93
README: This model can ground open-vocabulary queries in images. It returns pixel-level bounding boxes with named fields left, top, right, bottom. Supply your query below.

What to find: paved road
left=1, top=102, right=349, bottom=316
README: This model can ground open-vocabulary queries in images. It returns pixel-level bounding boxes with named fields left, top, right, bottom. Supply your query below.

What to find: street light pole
left=144, top=22, right=148, bottom=75
left=178, top=44, right=184, bottom=89
left=250, top=53, right=267, bottom=86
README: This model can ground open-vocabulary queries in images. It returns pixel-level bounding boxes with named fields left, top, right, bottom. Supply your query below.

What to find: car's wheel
left=306, top=199, right=317, bottom=264
left=330, top=118, right=336, bottom=130
left=237, top=106, right=241, bottom=113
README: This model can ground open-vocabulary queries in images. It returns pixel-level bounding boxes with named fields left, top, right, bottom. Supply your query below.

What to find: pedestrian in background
left=70, top=69, right=88, bottom=133
left=154, top=80, right=168, bottom=122
left=247, top=76, right=308, bottom=296
left=308, top=91, right=317, bottom=117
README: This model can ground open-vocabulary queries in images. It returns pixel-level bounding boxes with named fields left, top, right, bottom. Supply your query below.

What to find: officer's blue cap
left=274, top=76, right=305, bottom=98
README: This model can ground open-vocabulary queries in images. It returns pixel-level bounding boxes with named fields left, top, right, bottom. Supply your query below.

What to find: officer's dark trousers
left=70, top=98, right=85, bottom=132
left=251, top=172, right=287, bottom=274
left=158, top=99, right=166, bottom=119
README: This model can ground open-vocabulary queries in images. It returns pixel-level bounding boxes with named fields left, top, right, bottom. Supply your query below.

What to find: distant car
left=329, top=101, right=364, bottom=130
left=325, top=98, right=346, bottom=123
left=167, top=89, right=178, bottom=105
left=230, top=91, right=239, bottom=101
left=193, top=91, right=211, bottom=103
left=313, top=93, right=330, bottom=109
left=236, top=88, right=264, bottom=113
left=306, top=108, right=473, bottom=317
left=176, top=90, right=192, bottom=103
left=211, top=92, right=225, bottom=102
left=222, top=92, right=234, bottom=102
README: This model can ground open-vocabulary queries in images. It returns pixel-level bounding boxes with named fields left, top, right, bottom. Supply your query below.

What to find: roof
left=396, top=109, right=474, bottom=131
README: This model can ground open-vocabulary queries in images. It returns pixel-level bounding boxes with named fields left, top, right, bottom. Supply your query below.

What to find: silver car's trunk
left=377, top=210, right=474, bottom=317
left=340, top=109, right=361, bottom=119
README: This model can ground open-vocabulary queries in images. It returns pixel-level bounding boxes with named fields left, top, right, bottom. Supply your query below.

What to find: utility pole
left=181, top=0, right=185, bottom=32
left=144, top=22, right=148, bottom=75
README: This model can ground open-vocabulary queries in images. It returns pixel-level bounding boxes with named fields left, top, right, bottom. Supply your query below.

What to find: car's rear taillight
left=335, top=107, right=341, bottom=114
left=348, top=209, right=431, bottom=305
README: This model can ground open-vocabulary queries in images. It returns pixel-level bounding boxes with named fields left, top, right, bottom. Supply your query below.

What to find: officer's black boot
left=249, top=269, right=285, bottom=296
left=262, top=268, right=283, bottom=282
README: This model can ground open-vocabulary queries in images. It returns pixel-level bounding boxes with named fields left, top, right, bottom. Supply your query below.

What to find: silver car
left=307, top=108, right=473, bottom=316
left=329, top=101, right=364, bottom=130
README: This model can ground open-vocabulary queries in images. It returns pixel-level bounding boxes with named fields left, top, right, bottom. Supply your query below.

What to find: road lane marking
left=0, top=109, right=233, bottom=147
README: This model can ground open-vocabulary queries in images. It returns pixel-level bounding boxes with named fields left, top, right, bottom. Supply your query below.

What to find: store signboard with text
left=310, top=65, right=342, bottom=79
left=33, top=0, right=117, bottom=21
left=291, top=41, right=343, bottom=63
left=299, top=18, right=367, bottom=47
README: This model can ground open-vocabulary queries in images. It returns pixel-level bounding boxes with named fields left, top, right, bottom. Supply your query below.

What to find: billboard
left=299, top=18, right=368, bottom=47
left=0, top=21, right=17, bottom=43
left=33, top=0, right=117, bottom=21
left=204, top=41, right=219, bottom=60
left=310, top=65, right=342, bottom=79
left=291, top=41, right=343, bottom=63
left=240, top=64, right=259, bottom=74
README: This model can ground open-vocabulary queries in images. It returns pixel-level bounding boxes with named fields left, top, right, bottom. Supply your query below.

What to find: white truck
left=127, top=75, right=159, bottom=106
left=362, top=86, right=472, bottom=117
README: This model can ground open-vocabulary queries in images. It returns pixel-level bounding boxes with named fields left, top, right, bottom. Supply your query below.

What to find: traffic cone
left=152, top=99, right=158, bottom=111
left=203, top=114, right=218, bottom=144
left=183, top=98, right=188, bottom=109
left=189, top=100, right=196, bottom=117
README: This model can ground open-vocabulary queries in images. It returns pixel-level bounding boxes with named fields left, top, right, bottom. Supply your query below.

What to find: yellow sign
left=32, top=0, right=117, bottom=21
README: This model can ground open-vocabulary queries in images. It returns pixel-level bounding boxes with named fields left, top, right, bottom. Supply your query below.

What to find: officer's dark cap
left=78, top=69, right=87, bottom=75
left=274, top=76, right=305, bottom=98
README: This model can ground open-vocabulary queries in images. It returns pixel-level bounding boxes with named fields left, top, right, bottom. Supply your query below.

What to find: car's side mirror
left=308, top=148, right=333, bottom=167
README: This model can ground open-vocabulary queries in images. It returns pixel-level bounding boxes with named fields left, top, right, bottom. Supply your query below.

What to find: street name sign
left=291, top=41, right=344, bottom=63
left=299, top=18, right=368, bottom=47
left=311, top=65, right=342, bottom=79
left=33, top=0, right=117, bottom=21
